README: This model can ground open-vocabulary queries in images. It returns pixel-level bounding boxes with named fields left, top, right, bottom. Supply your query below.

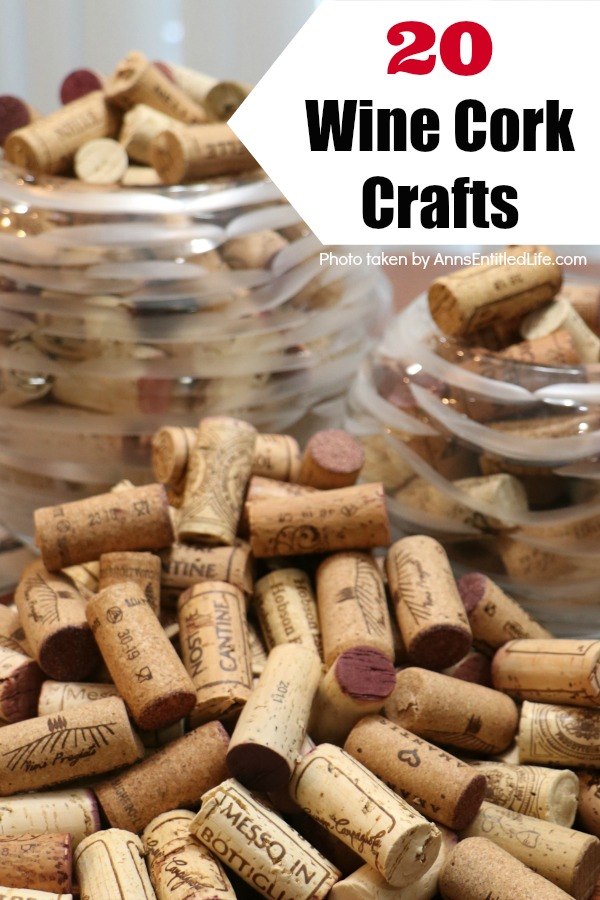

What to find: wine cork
left=154, top=62, right=217, bottom=105
left=316, top=552, right=393, bottom=666
left=518, top=701, right=600, bottom=768
left=443, top=649, right=492, bottom=686
left=247, top=619, right=268, bottom=676
left=142, top=809, right=236, bottom=900
left=204, top=81, right=251, bottom=120
left=62, top=561, right=99, bottom=596
left=0, top=95, right=37, bottom=145
left=0, top=887, right=72, bottom=899
left=177, top=416, right=256, bottom=546
left=151, top=426, right=196, bottom=489
left=491, top=410, right=600, bottom=441
left=457, top=573, right=551, bottom=654
left=86, top=581, right=196, bottom=730
left=34, top=483, right=174, bottom=571
left=160, top=540, right=253, bottom=606
left=38, top=680, right=119, bottom=716
left=106, top=51, right=207, bottom=123
left=559, top=282, right=600, bottom=334
left=0, top=641, right=42, bottom=724
left=0, top=788, right=99, bottom=847
left=246, top=475, right=317, bottom=504
left=227, top=643, right=321, bottom=790
left=119, top=104, right=182, bottom=164
left=0, top=832, right=72, bottom=894
left=577, top=774, right=600, bottom=838
left=254, top=568, right=321, bottom=657
left=439, top=836, right=573, bottom=900
left=120, top=165, right=162, bottom=186
left=221, top=232, right=289, bottom=270
left=520, top=297, right=600, bottom=362
left=4, top=91, right=120, bottom=175
left=60, top=68, right=104, bottom=103
left=251, top=434, right=302, bottom=482
left=150, top=123, right=257, bottom=184
left=345, top=715, right=486, bottom=830
left=192, top=779, right=340, bottom=899
left=498, top=328, right=581, bottom=365
left=0, top=605, right=31, bottom=657
left=15, top=561, right=100, bottom=681
left=492, top=639, right=600, bottom=708
left=94, top=720, right=229, bottom=833
left=74, top=828, right=156, bottom=900
left=428, top=247, right=561, bottom=337
left=298, top=430, right=365, bottom=490
left=385, top=667, right=519, bottom=755
left=309, top=647, right=396, bottom=744
left=178, top=581, right=253, bottom=726
left=249, top=482, right=390, bottom=558
left=290, top=743, right=441, bottom=887
left=386, top=536, right=472, bottom=670
left=470, top=760, right=579, bottom=826
left=98, top=552, right=161, bottom=615
left=0, top=696, right=143, bottom=795
left=461, top=800, right=600, bottom=899
left=74, top=137, right=129, bottom=184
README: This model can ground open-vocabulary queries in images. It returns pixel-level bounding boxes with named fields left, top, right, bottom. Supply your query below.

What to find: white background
left=232, top=0, right=600, bottom=245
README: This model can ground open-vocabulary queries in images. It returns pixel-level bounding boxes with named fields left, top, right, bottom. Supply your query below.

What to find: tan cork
left=0, top=788, right=100, bottom=848
left=298, top=430, right=365, bottom=490
left=86, top=581, right=196, bottom=730
left=204, top=81, right=251, bottom=121
left=150, top=123, right=257, bottom=184
left=38, top=680, right=119, bottom=716
left=34, top=483, right=174, bottom=571
left=74, top=828, right=157, bottom=900
left=0, top=696, right=143, bottom=795
left=498, top=328, right=581, bottom=365
left=385, top=667, right=519, bottom=755
left=0, top=832, right=72, bottom=894
left=577, top=773, right=600, bottom=838
left=386, top=536, right=472, bottom=670
left=15, top=561, right=100, bottom=681
left=0, top=888, right=72, bottom=899
left=520, top=298, right=600, bottom=363
left=559, top=282, right=600, bottom=335
left=160, top=540, right=253, bottom=604
left=155, top=63, right=217, bottom=104
left=99, top=552, right=162, bottom=615
left=191, top=779, right=340, bottom=899
left=227, top=643, right=321, bottom=790
left=518, top=701, right=600, bottom=768
left=492, top=639, right=600, bottom=707
left=143, top=808, right=235, bottom=899
left=119, top=104, right=183, bottom=164
left=177, top=581, right=253, bottom=726
left=95, top=720, right=229, bottom=833
left=254, top=568, right=321, bottom=657
left=221, top=233, right=289, bottom=271
left=106, top=51, right=207, bottom=123
left=151, top=426, right=196, bottom=489
left=470, top=760, right=579, bottom=826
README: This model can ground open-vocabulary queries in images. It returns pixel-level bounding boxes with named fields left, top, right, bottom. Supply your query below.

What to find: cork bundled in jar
left=74, top=828, right=157, bottom=900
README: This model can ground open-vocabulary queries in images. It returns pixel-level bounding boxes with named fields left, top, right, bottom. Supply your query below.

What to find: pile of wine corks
left=1, top=51, right=257, bottom=185
left=2, top=417, right=600, bottom=898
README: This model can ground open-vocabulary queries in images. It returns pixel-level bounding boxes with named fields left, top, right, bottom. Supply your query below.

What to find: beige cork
left=520, top=297, right=600, bottom=362
left=15, top=561, right=100, bottom=681
left=62, top=561, right=99, bottom=596
left=457, top=573, right=551, bottom=654
left=439, top=836, right=573, bottom=900
left=330, top=826, right=456, bottom=899
left=34, top=483, right=174, bottom=571
left=386, top=536, right=472, bottom=670
left=317, top=552, right=393, bottom=666
left=38, top=680, right=119, bottom=716
left=156, top=63, right=217, bottom=105
left=0, top=604, right=32, bottom=657
left=0, top=696, right=143, bottom=795
left=74, top=138, right=128, bottom=184
left=345, top=715, right=486, bottom=830
left=461, top=800, right=600, bottom=899
left=249, top=482, right=390, bottom=558
left=74, top=828, right=156, bottom=900
left=177, top=581, right=253, bottom=726
left=252, top=433, right=302, bottom=481
left=0, top=832, right=72, bottom=894
left=246, top=475, right=317, bottom=504
left=492, top=639, right=600, bottom=708
left=94, top=720, right=229, bottom=833
left=177, top=416, right=257, bottom=546
left=385, top=667, right=519, bottom=755
left=204, top=81, right=252, bottom=121
left=427, top=247, right=561, bottom=337
left=498, top=328, right=581, bottom=365
left=254, top=568, right=322, bottom=657
left=518, top=701, right=600, bottom=768
left=121, top=165, right=162, bottom=186
left=192, top=779, right=340, bottom=899
left=160, top=540, right=253, bottom=605
left=86, top=581, right=196, bottom=730
left=298, top=429, right=365, bottom=490
left=227, top=643, right=321, bottom=790
left=151, top=426, right=196, bottom=489
left=0, top=888, right=72, bottom=899
left=221, top=232, right=289, bottom=270
left=290, top=743, right=441, bottom=888
left=578, top=774, right=600, bottom=838
left=247, top=619, right=268, bottom=676
left=4, top=91, right=120, bottom=175
left=99, top=552, right=162, bottom=615
left=309, top=647, right=396, bottom=744
left=119, top=104, right=183, bottom=164
left=0, top=788, right=100, bottom=848
left=470, top=760, right=579, bottom=826
left=150, top=123, right=257, bottom=184
left=106, top=51, right=207, bottom=123
left=559, top=282, right=600, bottom=334
left=0, top=641, right=42, bottom=724
left=142, top=808, right=236, bottom=900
